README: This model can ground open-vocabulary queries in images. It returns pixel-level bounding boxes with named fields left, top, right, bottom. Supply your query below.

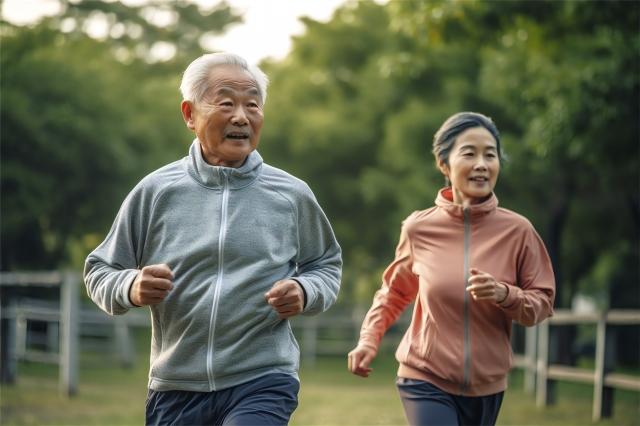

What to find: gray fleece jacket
left=84, top=140, right=342, bottom=392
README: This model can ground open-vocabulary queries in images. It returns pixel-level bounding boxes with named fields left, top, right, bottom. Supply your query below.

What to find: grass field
left=2, top=328, right=639, bottom=425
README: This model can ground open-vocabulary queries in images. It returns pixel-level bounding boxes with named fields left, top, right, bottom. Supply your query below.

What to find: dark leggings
left=396, top=377, right=504, bottom=426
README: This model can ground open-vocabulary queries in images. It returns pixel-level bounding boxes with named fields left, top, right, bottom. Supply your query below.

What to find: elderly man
left=84, top=52, right=342, bottom=425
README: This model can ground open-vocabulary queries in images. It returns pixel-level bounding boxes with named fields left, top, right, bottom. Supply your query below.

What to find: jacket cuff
left=357, top=334, right=380, bottom=352
left=290, top=278, right=308, bottom=308
left=497, top=282, right=517, bottom=309
left=291, top=277, right=316, bottom=314
left=119, top=270, right=141, bottom=309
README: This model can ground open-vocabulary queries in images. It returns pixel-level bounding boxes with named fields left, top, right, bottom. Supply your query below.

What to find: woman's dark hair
left=433, top=112, right=504, bottom=168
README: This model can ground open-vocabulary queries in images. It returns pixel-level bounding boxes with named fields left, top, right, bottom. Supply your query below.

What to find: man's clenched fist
left=129, top=264, right=175, bottom=306
left=264, top=280, right=305, bottom=319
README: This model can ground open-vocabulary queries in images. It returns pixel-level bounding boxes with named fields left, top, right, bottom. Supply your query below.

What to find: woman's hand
left=348, top=345, right=377, bottom=377
left=466, top=268, right=508, bottom=304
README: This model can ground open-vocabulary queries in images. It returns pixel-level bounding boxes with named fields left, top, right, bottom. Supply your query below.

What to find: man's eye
left=221, top=102, right=233, bottom=106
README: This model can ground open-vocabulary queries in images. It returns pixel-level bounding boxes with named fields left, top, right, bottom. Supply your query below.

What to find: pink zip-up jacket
left=358, top=188, right=555, bottom=396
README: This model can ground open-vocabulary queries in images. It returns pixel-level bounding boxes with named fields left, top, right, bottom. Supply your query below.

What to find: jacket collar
left=184, top=139, right=263, bottom=190
left=435, top=187, right=498, bottom=222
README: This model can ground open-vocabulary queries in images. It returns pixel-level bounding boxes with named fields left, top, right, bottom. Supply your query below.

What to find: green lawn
left=2, top=329, right=639, bottom=425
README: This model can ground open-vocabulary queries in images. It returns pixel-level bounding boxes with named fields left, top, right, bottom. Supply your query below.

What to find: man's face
left=182, top=66, right=264, bottom=168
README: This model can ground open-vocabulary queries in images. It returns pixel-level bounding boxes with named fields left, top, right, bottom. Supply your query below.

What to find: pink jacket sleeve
left=497, top=224, right=555, bottom=326
left=358, top=220, right=419, bottom=350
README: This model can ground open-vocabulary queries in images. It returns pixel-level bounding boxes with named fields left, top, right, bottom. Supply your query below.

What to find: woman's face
left=437, top=126, right=500, bottom=207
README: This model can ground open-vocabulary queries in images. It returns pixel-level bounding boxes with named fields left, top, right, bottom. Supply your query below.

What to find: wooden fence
left=2, top=271, right=638, bottom=422
left=533, top=309, right=640, bottom=422
left=0, top=271, right=150, bottom=398
left=1, top=271, right=80, bottom=397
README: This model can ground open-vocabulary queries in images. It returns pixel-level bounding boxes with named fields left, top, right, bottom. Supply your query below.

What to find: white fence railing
left=0, top=271, right=151, bottom=398
left=1, top=271, right=80, bottom=398
left=3, top=272, right=638, bottom=421
left=530, top=310, right=640, bottom=422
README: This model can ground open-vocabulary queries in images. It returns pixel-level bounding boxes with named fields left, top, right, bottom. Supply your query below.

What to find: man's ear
left=181, top=101, right=196, bottom=131
left=436, top=156, right=449, bottom=177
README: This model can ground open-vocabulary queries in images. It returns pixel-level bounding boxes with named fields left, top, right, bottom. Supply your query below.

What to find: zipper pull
left=219, top=169, right=230, bottom=185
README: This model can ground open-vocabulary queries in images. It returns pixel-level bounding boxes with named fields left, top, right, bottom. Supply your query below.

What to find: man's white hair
left=180, top=52, right=269, bottom=105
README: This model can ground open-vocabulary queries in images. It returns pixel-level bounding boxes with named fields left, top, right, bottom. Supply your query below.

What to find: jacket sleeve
left=84, top=186, right=150, bottom=315
left=497, top=224, right=555, bottom=326
left=358, top=219, right=419, bottom=351
left=289, top=184, right=342, bottom=317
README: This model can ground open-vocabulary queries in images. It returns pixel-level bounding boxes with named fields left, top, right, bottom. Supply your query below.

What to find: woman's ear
left=436, top=156, right=449, bottom=177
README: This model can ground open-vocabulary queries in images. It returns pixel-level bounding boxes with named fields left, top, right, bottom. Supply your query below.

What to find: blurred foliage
left=2, top=1, right=638, bottom=311
left=260, top=0, right=638, bottom=307
left=1, top=0, right=240, bottom=270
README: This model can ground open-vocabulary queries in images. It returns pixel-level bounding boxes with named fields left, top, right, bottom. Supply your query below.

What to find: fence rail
left=1, top=271, right=80, bottom=398
left=533, top=309, right=640, bottom=422
left=3, top=271, right=638, bottom=421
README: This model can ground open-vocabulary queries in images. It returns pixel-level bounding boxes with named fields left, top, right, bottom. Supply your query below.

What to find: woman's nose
left=474, top=158, right=488, bottom=170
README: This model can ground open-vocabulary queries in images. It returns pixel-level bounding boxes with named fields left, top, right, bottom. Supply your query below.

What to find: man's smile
left=223, top=129, right=252, bottom=141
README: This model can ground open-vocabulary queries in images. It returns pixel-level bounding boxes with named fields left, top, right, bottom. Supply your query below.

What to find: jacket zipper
left=207, top=172, right=229, bottom=390
left=462, top=207, right=470, bottom=395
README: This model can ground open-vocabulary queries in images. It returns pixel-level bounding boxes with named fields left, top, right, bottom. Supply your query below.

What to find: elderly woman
left=348, top=112, right=555, bottom=426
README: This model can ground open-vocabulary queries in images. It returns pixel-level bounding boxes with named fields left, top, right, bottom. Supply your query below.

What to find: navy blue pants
left=146, top=373, right=299, bottom=425
left=396, top=377, right=504, bottom=426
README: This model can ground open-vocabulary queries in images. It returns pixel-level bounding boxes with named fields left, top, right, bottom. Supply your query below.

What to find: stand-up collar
left=435, top=187, right=498, bottom=222
left=184, top=139, right=263, bottom=190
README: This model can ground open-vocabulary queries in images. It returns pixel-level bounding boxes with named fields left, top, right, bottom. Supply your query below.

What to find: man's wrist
left=124, top=272, right=141, bottom=308
left=293, top=280, right=307, bottom=308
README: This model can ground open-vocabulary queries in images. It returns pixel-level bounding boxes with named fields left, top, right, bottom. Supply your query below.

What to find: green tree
left=1, top=1, right=241, bottom=270
left=260, top=1, right=526, bottom=302
left=261, top=0, right=639, bottom=312
left=390, top=0, right=639, bottom=308
left=260, top=0, right=638, bottom=367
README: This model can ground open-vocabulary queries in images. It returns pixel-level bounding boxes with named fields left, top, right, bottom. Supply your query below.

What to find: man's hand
left=466, top=268, right=508, bottom=304
left=129, top=264, right=175, bottom=306
left=264, top=280, right=305, bottom=319
left=348, top=345, right=377, bottom=377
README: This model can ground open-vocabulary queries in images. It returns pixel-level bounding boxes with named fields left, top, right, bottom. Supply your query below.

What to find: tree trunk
left=546, top=181, right=576, bottom=367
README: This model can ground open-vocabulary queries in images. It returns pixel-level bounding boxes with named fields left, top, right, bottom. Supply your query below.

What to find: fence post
left=1, top=299, right=18, bottom=383
left=302, top=316, right=317, bottom=368
left=115, top=316, right=134, bottom=368
left=593, top=310, right=614, bottom=422
left=524, top=324, right=537, bottom=396
left=59, top=271, right=79, bottom=398
left=536, top=318, right=550, bottom=407
left=15, top=312, right=27, bottom=360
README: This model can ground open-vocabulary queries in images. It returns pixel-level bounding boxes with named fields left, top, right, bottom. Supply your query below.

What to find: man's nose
left=231, top=106, right=248, bottom=126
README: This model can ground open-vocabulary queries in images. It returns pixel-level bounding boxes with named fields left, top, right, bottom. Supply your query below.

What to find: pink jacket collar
left=435, top=188, right=498, bottom=222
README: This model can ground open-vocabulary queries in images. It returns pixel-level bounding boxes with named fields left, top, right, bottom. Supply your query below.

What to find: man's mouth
left=223, top=127, right=252, bottom=141
left=226, top=133, right=250, bottom=140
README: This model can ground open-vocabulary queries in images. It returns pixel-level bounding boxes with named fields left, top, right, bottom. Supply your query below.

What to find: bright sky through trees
left=1, top=0, right=388, bottom=64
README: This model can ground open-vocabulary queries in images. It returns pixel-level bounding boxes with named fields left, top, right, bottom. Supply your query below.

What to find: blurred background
left=1, top=0, right=638, bottom=424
